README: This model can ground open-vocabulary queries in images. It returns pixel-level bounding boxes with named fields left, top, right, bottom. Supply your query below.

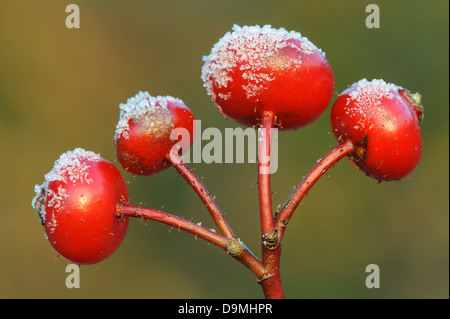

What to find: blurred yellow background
left=0, top=0, right=448, bottom=298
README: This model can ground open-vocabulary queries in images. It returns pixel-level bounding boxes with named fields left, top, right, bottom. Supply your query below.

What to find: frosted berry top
left=32, top=148, right=102, bottom=224
left=115, top=91, right=184, bottom=141
left=343, top=78, right=403, bottom=104
left=339, top=78, right=405, bottom=131
left=202, top=24, right=323, bottom=101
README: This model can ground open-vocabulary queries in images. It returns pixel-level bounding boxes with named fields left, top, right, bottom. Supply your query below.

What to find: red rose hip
left=115, top=92, right=195, bottom=176
left=32, top=148, right=129, bottom=265
left=330, top=79, right=423, bottom=181
left=201, top=24, right=335, bottom=130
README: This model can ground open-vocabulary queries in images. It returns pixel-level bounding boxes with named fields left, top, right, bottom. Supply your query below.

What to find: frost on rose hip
left=115, top=91, right=195, bottom=176
left=330, top=79, right=423, bottom=181
left=31, top=148, right=129, bottom=265
left=201, top=24, right=335, bottom=130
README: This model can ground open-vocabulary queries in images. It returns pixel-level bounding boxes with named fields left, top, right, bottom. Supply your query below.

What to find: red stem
left=167, top=153, right=235, bottom=239
left=275, top=139, right=355, bottom=240
left=117, top=203, right=266, bottom=279
left=257, top=140, right=355, bottom=298
left=258, top=112, right=275, bottom=236
left=256, top=111, right=284, bottom=299
left=117, top=204, right=228, bottom=247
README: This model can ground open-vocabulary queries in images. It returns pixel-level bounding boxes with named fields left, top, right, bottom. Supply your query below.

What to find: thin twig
left=275, top=139, right=355, bottom=240
left=168, top=153, right=235, bottom=238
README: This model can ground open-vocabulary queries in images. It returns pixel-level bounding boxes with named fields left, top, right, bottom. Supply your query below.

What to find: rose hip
left=115, top=92, right=195, bottom=176
left=202, top=24, right=334, bottom=130
left=330, top=79, right=423, bottom=181
left=32, top=148, right=129, bottom=265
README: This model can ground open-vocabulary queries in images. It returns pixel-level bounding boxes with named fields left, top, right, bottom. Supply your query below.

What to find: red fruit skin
left=208, top=42, right=334, bottom=129
left=44, top=159, right=129, bottom=265
left=330, top=88, right=423, bottom=181
left=116, top=101, right=195, bottom=176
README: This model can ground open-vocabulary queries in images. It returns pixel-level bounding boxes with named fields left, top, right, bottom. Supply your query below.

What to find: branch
left=167, top=153, right=235, bottom=238
left=117, top=204, right=266, bottom=279
left=275, top=139, right=355, bottom=240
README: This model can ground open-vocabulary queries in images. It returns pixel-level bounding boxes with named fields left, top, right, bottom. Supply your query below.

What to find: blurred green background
left=0, top=0, right=448, bottom=299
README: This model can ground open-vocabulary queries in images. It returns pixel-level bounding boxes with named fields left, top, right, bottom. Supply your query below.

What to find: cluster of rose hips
left=32, top=24, right=423, bottom=298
